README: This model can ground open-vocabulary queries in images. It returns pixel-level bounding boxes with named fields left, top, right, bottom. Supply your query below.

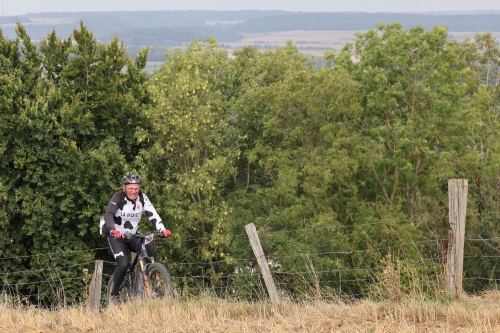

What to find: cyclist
left=102, top=173, right=171, bottom=305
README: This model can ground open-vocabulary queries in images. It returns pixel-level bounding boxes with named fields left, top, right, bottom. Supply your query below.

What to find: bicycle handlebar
left=110, top=231, right=167, bottom=239
left=125, top=231, right=165, bottom=239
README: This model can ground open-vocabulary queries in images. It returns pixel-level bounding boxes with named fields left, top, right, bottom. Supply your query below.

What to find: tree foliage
left=1, top=22, right=500, bottom=303
left=0, top=22, right=150, bottom=304
left=143, top=38, right=240, bottom=288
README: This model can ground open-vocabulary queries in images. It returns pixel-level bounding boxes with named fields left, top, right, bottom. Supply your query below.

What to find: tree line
left=1, top=21, right=500, bottom=304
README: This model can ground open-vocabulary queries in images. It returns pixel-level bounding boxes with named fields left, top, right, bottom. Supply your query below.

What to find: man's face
left=123, top=184, right=140, bottom=200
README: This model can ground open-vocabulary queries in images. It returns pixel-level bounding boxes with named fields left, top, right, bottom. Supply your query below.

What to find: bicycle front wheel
left=145, top=262, right=174, bottom=298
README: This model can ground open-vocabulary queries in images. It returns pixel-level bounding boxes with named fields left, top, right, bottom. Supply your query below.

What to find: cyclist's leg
left=128, top=238, right=157, bottom=261
left=107, top=236, right=129, bottom=295
left=145, top=242, right=157, bottom=261
left=129, top=237, right=142, bottom=254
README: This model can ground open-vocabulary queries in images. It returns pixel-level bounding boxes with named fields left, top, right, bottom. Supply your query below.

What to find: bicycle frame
left=107, top=231, right=174, bottom=306
left=126, top=232, right=155, bottom=293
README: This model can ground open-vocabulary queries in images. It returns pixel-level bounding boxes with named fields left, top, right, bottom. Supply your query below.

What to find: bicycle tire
left=145, top=262, right=174, bottom=299
left=105, top=273, right=134, bottom=306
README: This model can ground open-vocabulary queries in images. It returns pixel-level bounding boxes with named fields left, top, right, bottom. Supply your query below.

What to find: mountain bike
left=105, top=231, right=174, bottom=306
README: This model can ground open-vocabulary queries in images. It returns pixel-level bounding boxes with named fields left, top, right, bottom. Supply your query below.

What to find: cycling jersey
left=102, top=191, right=165, bottom=235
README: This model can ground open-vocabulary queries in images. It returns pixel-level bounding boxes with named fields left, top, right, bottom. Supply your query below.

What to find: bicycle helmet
left=122, top=173, right=142, bottom=185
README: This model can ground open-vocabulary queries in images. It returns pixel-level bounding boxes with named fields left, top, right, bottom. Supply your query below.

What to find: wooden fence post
left=245, top=223, right=280, bottom=304
left=446, top=179, right=468, bottom=298
left=88, top=260, right=103, bottom=310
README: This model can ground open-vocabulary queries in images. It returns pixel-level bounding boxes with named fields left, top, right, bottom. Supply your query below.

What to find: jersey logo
left=111, top=201, right=117, bottom=205
left=137, top=204, right=141, bottom=210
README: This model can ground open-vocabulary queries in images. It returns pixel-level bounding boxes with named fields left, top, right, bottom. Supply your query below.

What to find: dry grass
left=2, top=292, right=500, bottom=332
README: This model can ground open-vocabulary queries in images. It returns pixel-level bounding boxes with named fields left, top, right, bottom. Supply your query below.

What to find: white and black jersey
left=102, top=191, right=165, bottom=235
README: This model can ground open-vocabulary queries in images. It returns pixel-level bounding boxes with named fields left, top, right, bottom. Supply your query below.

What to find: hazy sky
left=2, top=0, right=500, bottom=16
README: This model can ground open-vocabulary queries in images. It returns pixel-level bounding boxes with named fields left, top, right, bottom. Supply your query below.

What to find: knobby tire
left=145, top=262, right=174, bottom=298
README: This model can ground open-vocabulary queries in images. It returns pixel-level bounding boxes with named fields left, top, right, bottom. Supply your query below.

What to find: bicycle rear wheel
left=106, top=273, right=134, bottom=307
left=145, top=262, right=174, bottom=298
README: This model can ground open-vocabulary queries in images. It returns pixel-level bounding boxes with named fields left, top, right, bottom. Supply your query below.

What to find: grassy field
left=3, top=292, right=500, bottom=332
left=143, top=29, right=500, bottom=73
left=225, top=30, right=360, bottom=56
left=223, top=30, right=500, bottom=56
left=143, top=30, right=500, bottom=65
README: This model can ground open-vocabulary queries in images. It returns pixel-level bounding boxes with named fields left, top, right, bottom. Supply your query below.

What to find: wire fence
left=0, top=243, right=475, bottom=304
left=1, top=211, right=500, bottom=306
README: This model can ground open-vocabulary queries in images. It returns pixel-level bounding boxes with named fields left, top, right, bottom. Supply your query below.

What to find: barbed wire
left=163, top=257, right=443, bottom=283
left=0, top=261, right=95, bottom=277
left=0, top=253, right=443, bottom=292
left=464, top=277, right=500, bottom=282
left=0, top=247, right=109, bottom=262
left=155, top=214, right=452, bottom=245
left=0, top=237, right=446, bottom=277
left=0, top=210, right=497, bottom=263
left=464, top=255, right=500, bottom=259
left=156, top=240, right=444, bottom=268
left=466, top=236, right=500, bottom=242
left=1, top=210, right=500, bottom=293
left=0, top=276, right=86, bottom=288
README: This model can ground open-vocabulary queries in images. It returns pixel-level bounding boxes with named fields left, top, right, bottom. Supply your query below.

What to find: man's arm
left=142, top=193, right=166, bottom=232
left=103, top=192, right=123, bottom=233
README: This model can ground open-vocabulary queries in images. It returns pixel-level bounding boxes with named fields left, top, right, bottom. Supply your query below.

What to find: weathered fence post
left=446, top=179, right=468, bottom=298
left=88, top=260, right=103, bottom=310
left=245, top=223, right=280, bottom=304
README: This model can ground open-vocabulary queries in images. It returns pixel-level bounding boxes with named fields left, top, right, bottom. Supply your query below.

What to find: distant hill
left=231, top=12, right=500, bottom=32
left=0, top=10, right=290, bottom=29
left=417, top=10, right=500, bottom=15
left=0, top=10, right=290, bottom=42
left=99, top=26, right=243, bottom=46
left=1, top=10, right=499, bottom=53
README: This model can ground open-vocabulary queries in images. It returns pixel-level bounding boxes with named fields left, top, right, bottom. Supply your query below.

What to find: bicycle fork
left=139, top=259, right=151, bottom=293
left=139, top=261, right=164, bottom=295
left=138, top=244, right=164, bottom=295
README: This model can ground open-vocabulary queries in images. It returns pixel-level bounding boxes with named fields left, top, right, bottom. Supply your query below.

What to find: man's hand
left=162, top=229, right=172, bottom=238
left=111, top=230, right=123, bottom=239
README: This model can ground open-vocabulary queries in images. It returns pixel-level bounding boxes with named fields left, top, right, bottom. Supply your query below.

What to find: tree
left=0, top=22, right=151, bottom=304
left=224, top=43, right=365, bottom=296
left=327, top=23, right=480, bottom=222
left=325, top=23, right=494, bottom=295
left=143, top=38, right=240, bottom=289
left=450, top=32, right=500, bottom=292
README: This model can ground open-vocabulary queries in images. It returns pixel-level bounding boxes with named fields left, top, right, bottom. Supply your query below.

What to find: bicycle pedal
left=109, top=295, right=122, bottom=306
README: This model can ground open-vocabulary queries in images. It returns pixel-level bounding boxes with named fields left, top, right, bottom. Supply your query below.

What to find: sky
left=2, top=0, right=500, bottom=17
